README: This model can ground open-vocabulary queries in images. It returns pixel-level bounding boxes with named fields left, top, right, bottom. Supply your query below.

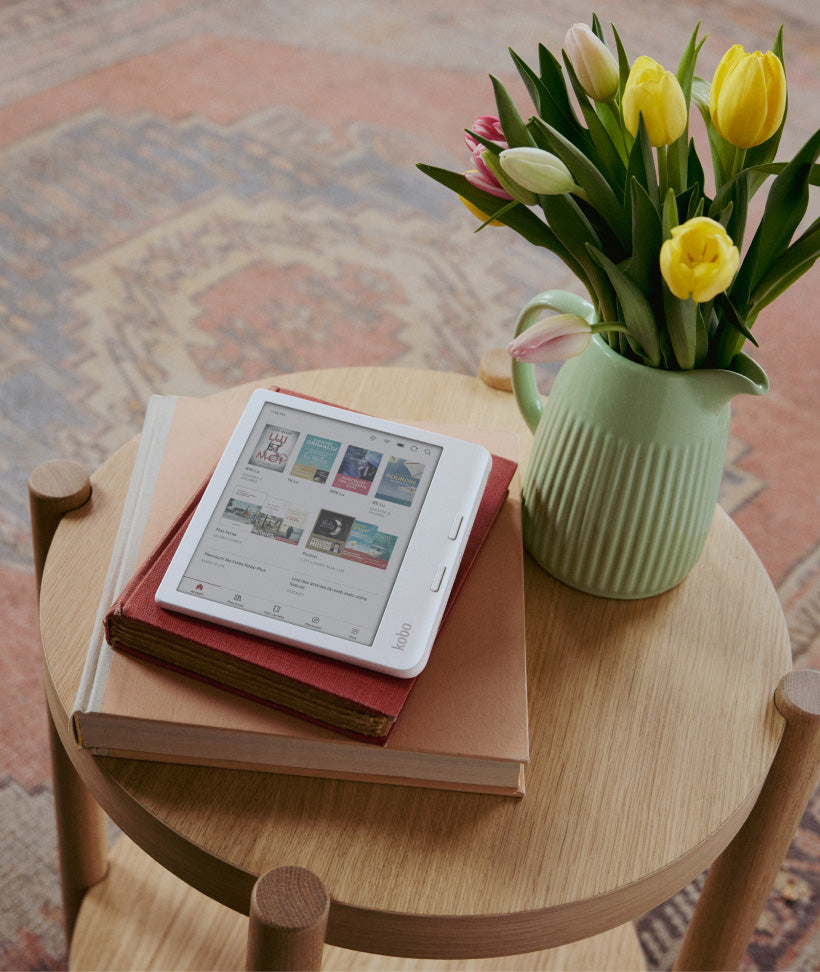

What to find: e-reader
left=155, top=389, right=493, bottom=677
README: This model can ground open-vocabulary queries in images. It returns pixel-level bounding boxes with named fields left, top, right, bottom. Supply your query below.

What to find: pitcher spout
left=730, top=353, right=770, bottom=397
left=689, top=352, right=769, bottom=413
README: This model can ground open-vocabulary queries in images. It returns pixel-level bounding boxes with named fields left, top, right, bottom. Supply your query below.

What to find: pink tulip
left=464, top=115, right=506, bottom=151
left=507, top=314, right=592, bottom=362
left=464, top=115, right=513, bottom=199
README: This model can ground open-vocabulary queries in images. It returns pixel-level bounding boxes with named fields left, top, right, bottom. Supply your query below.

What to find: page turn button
left=448, top=514, right=463, bottom=540
left=430, top=564, right=446, bottom=592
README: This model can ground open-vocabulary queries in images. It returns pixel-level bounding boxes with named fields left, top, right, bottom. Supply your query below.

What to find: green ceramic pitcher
left=511, top=290, right=769, bottom=599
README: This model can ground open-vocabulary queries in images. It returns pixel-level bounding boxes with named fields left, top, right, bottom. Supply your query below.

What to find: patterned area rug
left=1, top=2, right=819, bottom=969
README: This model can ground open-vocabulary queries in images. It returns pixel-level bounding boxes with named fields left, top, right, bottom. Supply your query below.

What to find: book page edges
left=72, top=394, right=178, bottom=743
left=85, top=743, right=525, bottom=796
left=75, top=390, right=265, bottom=743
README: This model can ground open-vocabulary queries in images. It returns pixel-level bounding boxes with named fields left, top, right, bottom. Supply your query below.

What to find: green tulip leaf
left=625, top=116, right=659, bottom=210
left=685, top=140, right=706, bottom=201
left=588, top=245, right=662, bottom=366
left=676, top=182, right=705, bottom=222
left=539, top=193, right=613, bottom=305
left=464, top=128, right=501, bottom=156
left=709, top=168, right=748, bottom=249
left=610, top=24, right=631, bottom=99
left=531, top=116, right=630, bottom=249
left=692, top=77, right=734, bottom=190
left=662, top=289, right=698, bottom=370
left=732, top=128, right=820, bottom=311
left=752, top=161, right=820, bottom=187
left=716, top=292, right=759, bottom=343
left=629, top=180, right=664, bottom=292
left=675, top=22, right=704, bottom=100
left=509, top=45, right=584, bottom=147
left=490, top=75, right=536, bottom=149
left=749, top=217, right=820, bottom=313
left=667, top=24, right=705, bottom=193
left=661, top=186, right=678, bottom=238
left=711, top=290, right=760, bottom=367
left=416, top=164, right=562, bottom=250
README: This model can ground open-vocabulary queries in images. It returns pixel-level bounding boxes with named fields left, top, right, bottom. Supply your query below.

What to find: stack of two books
left=72, top=390, right=530, bottom=796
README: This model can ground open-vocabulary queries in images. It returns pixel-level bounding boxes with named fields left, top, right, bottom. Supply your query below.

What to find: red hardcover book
left=104, top=396, right=516, bottom=742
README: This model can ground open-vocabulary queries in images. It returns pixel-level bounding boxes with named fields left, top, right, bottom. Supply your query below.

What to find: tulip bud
left=507, top=314, right=592, bottom=363
left=499, top=147, right=581, bottom=197
left=659, top=216, right=740, bottom=303
left=481, top=151, right=538, bottom=206
left=564, top=24, right=620, bottom=102
left=709, top=44, right=787, bottom=149
left=622, top=56, right=688, bottom=147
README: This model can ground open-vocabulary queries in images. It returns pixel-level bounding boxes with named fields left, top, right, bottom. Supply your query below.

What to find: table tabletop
left=40, top=367, right=792, bottom=958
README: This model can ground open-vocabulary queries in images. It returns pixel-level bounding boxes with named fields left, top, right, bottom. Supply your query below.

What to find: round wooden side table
left=36, top=367, right=811, bottom=971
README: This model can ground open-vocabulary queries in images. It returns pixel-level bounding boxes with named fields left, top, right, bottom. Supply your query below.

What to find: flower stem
left=601, top=99, right=629, bottom=163
left=729, top=146, right=747, bottom=181
left=656, top=145, right=668, bottom=200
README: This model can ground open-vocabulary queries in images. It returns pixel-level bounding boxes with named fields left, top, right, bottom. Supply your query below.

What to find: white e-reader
left=155, top=389, right=493, bottom=677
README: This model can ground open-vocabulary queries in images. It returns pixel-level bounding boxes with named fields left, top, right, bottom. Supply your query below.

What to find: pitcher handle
left=511, top=290, right=597, bottom=433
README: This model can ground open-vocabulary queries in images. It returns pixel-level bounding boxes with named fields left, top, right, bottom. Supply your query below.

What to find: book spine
left=71, top=395, right=178, bottom=740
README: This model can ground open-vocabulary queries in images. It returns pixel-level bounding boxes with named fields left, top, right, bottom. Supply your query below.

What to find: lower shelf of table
left=69, top=834, right=648, bottom=971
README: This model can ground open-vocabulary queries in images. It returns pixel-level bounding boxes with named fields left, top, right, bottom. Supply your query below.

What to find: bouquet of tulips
left=418, top=17, right=820, bottom=370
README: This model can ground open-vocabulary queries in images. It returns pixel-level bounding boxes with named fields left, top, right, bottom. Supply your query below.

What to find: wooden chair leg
left=246, top=866, right=330, bottom=971
left=674, top=668, right=820, bottom=971
left=29, top=460, right=107, bottom=943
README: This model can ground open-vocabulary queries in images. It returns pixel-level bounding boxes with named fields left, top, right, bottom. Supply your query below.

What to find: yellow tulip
left=709, top=44, right=786, bottom=149
left=659, top=217, right=740, bottom=303
left=459, top=193, right=503, bottom=225
left=622, top=56, right=688, bottom=147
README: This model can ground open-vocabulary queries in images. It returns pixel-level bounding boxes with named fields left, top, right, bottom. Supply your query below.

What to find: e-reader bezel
left=155, top=389, right=492, bottom=677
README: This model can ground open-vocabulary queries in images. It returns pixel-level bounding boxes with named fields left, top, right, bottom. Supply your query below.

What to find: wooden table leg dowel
left=48, top=713, right=109, bottom=942
left=674, top=668, right=820, bottom=971
left=246, top=866, right=330, bottom=971
left=29, top=459, right=92, bottom=593
left=30, top=460, right=107, bottom=944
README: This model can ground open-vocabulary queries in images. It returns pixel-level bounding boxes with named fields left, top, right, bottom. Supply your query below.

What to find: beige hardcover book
left=72, top=392, right=529, bottom=795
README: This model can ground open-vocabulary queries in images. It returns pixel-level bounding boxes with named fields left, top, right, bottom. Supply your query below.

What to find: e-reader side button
left=448, top=513, right=464, bottom=540
left=430, top=564, right=447, bottom=592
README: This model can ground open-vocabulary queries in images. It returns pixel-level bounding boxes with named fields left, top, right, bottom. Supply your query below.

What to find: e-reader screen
left=155, top=390, right=492, bottom=677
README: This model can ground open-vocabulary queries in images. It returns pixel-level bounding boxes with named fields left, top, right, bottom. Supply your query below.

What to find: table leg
left=30, top=460, right=107, bottom=944
left=673, top=669, right=820, bottom=971
left=48, top=711, right=109, bottom=942
left=29, top=459, right=92, bottom=592
left=246, top=866, right=330, bottom=971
